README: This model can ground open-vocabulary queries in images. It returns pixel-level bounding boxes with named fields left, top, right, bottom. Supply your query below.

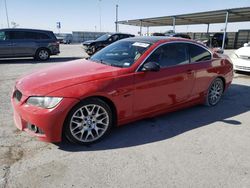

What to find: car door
left=9, top=31, right=36, bottom=56
left=133, top=42, right=195, bottom=116
left=0, top=31, right=13, bottom=57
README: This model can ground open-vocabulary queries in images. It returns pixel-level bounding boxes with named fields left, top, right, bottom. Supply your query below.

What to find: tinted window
left=189, top=44, right=211, bottom=63
left=25, top=32, right=38, bottom=39
left=146, top=43, right=189, bottom=68
left=119, top=34, right=128, bottom=39
left=9, top=31, right=26, bottom=40
left=36, top=32, right=50, bottom=39
left=8, top=31, right=50, bottom=40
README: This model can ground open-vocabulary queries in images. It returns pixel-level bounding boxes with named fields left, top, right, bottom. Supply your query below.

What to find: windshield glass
left=96, top=34, right=112, bottom=41
left=90, top=40, right=151, bottom=68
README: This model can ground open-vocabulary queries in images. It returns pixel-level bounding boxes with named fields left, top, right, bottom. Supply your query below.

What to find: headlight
left=26, top=97, right=63, bottom=109
left=231, top=53, right=239, bottom=59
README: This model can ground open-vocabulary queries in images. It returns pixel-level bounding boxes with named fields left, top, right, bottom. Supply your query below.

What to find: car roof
left=122, top=36, right=193, bottom=44
left=106, top=32, right=134, bottom=36
left=0, top=28, right=53, bottom=33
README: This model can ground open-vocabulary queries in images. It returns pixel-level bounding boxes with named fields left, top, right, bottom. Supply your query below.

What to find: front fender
left=48, top=76, right=135, bottom=124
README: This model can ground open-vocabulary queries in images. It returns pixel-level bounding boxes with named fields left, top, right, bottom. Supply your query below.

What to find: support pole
left=147, top=26, right=149, bottom=36
left=4, top=0, right=10, bottom=28
left=99, top=0, right=102, bottom=32
left=140, top=20, right=142, bottom=36
left=115, top=4, right=119, bottom=32
left=207, top=24, right=210, bottom=34
left=172, top=17, right=176, bottom=33
left=222, top=11, right=229, bottom=50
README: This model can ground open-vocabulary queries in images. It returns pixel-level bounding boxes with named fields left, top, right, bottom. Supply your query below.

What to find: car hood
left=16, top=59, right=122, bottom=96
left=235, top=47, right=250, bottom=57
left=82, top=40, right=95, bottom=45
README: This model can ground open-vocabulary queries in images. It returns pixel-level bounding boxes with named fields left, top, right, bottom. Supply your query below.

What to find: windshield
left=96, top=34, right=112, bottom=41
left=90, top=40, right=151, bottom=68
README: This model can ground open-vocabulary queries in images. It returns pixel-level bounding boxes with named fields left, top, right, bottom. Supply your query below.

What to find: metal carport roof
left=117, top=7, right=250, bottom=27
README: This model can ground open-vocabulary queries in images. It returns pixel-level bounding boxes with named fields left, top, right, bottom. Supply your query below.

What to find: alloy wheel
left=208, top=79, right=223, bottom=106
left=69, top=104, right=109, bottom=143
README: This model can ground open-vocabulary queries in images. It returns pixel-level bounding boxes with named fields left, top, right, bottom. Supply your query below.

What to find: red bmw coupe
left=11, top=37, right=233, bottom=144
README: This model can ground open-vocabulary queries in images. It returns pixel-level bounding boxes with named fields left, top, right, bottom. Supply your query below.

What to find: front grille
left=235, top=65, right=250, bottom=71
left=13, top=90, right=22, bottom=102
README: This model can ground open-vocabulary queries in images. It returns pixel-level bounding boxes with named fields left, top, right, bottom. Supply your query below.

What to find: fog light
left=27, top=123, right=44, bottom=134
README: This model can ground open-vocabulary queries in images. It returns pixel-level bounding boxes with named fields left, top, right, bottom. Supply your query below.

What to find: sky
left=0, top=0, right=250, bottom=35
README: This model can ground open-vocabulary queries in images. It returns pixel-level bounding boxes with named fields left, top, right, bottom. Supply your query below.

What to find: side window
left=189, top=44, right=211, bottom=63
left=119, top=34, right=128, bottom=39
left=111, top=34, right=119, bottom=42
left=145, top=43, right=189, bottom=68
left=9, top=31, right=27, bottom=40
left=25, top=32, right=38, bottom=39
left=0, top=31, right=7, bottom=41
left=35, top=32, right=50, bottom=40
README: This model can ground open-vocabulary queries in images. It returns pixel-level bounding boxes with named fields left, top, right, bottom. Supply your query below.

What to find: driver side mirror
left=141, top=62, right=160, bottom=72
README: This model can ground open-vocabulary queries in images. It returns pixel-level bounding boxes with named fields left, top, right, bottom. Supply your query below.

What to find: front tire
left=64, top=98, right=113, bottom=145
left=205, top=78, right=224, bottom=106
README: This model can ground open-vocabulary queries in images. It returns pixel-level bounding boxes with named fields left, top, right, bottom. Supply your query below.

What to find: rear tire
left=35, top=48, right=50, bottom=61
left=205, top=78, right=224, bottom=106
left=63, top=98, right=113, bottom=145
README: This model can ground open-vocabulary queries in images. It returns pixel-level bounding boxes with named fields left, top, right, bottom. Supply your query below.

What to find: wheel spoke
left=97, top=116, right=108, bottom=125
left=72, top=124, right=82, bottom=132
left=74, top=129, right=83, bottom=135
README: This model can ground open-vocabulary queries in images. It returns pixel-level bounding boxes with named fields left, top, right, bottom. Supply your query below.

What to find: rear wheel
left=205, top=78, right=224, bottom=106
left=35, top=48, right=50, bottom=61
left=64, top=98, right=113, bottom=145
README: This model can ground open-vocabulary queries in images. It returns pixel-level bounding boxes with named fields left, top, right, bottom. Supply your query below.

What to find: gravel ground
left=0, top=45, right=250, bottom=188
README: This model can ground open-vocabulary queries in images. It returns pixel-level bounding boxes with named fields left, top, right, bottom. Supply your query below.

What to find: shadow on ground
left=57, top=84, right=250, bottom=152
left=0, top=57, right=83, bottom=64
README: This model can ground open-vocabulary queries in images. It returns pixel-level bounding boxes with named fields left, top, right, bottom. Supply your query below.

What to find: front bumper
left=82, top=45, right=94, bottom=55
left=232, top=58, right=250, bottom=72
left=11, top=91, right=79, bottom=142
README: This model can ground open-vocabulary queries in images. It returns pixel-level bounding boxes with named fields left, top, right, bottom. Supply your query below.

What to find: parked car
left=199, top=33, right=228, bottom=48
left=12, top=37, right=233, bottom=144
left=0, top=28, right=59, bottom=61
left=152, top=32, right=191, bottom=39
left=82, top=33, right=135, bottom=55
left=230, top=42, right=250, bottom=72
left=172, top=33, right=191, bottom=39
left=62, top=38, right=72, bottom=44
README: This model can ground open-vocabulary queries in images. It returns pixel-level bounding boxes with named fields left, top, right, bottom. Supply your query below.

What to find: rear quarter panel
left=191, top=56, right=233, bottom=100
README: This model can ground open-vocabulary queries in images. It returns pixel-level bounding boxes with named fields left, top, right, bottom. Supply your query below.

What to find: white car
left=230, top=42, right=250, bottom=72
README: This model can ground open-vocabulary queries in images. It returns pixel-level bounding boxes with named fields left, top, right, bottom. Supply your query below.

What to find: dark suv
left=210, top=33, right=228, bottom=48
left=0, top=28, right=60, bottom=61
left=82, top=33, right=134, bottom=55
